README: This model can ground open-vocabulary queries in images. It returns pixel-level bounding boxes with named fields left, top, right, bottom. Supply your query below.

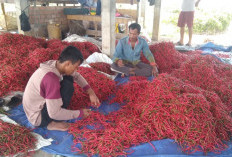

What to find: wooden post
left=102, top=0, right=116, bottom=58
left=136, top=1, right=139, bottom=23
left=1, top=3, right=8, bottom=31
left=15, top=0, right=29, bottom=34
left=140, top=0, right=146, bottom=28
left=152, top=0, right=161, bottom=41
left=137, top=0, right=146, bottom=28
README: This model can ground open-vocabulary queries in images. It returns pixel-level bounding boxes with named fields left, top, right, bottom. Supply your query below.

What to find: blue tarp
left=197, top=42, right=232, bottom=53
left=7, top=75, right=232, bottom=157
left=196, top=42, right=232, bottom=64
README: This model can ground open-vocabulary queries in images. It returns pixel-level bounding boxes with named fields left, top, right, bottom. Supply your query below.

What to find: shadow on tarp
left=7, top=75, right=232, bottom=157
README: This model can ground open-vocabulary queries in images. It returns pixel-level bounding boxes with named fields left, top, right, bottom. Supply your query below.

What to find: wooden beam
left=67, top=15, right=132, bottom=24
left=116, top=0, right=137, bottom=4
left=29, top=0, right=79, bottom=4
left=1, top=3, right=8, bottom=30
left=67, top=15, right=132, bottom=39
left=136, top=1, right=139, bottom=23
left=140, top=0, right=146, bottom=28
left=1, top=3, right=5, bottom=14
left=67, top=15, right=101, bottom=22
left=152, top=0, right=161, bottom=41
left=102, top=0, right=116, bottom=57
left=0, top=0, right=14, bottom=3
left=33, top=0, right=36, bottom=7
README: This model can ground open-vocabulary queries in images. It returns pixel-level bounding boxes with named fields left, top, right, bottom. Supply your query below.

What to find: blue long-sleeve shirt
left=112, top=36, right=155, bottom=65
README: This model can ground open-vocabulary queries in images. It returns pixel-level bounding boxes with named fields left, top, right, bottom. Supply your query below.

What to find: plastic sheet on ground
left=63, top=34, right=102, bottom=50
left=197, top=42, right=232, bottom=52
left=85, top=52, right=113, bottom=64
left=197, top=42, right=232, bottom=64
left=6, top=75, right=232, bottom=157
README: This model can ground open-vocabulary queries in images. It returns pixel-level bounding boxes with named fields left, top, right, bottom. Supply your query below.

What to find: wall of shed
left=28, top=6, right=71, bottom=38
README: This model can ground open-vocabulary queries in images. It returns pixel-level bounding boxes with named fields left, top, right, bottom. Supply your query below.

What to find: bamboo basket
left=47, top=24, right=61, bottom=39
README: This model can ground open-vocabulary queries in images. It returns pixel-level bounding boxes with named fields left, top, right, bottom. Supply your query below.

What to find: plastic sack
left=86, top=52, right=113, bottom=64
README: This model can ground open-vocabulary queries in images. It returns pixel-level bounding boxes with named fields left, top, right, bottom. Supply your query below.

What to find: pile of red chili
left=69, top=74, right=232, bottom=156
left=0, top=33, right=232, bottom=156
left=0, top=120, right=37, bottom=156
left=89, top=62, right=115, bottom=75
left=69, top=42, right=232, bottom=156
left=68, top=67, right=116, bottom=109
left=0, top=33, right=101, bottom=97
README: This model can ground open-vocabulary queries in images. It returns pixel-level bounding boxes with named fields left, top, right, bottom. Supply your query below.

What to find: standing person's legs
left=180, top=27, right=185, bottom=45
left=186, top=12, right=194, bottom=46
left=187, top=27, right=193, bottom=45
left=134, top=62, right=153, bottom=77
left=177, top=11, right=186, bottom=45
left=39, top=75, right=74, bottom=131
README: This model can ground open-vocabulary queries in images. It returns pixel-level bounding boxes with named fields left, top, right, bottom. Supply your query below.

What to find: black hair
left=58, top=45, right=84, bottom=64
left=129, top=23, right=141, bottom=34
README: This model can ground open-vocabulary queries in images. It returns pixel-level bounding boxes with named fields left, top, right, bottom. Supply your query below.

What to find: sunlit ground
left=145, top=0, right=232, bottom=46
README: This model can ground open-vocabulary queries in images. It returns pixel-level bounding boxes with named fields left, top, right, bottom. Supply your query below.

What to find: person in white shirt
left=176, top=0, right=201, bottom=46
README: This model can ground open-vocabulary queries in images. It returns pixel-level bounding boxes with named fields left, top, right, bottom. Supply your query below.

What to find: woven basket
left=47, top=24, right=61, bottom=39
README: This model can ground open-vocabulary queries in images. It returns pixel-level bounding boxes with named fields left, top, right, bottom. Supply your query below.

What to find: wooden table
left=67, top=14, right=133, bottom=39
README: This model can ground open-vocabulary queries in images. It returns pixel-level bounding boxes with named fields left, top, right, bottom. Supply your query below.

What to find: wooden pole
left=152, top=0, right=161, bottom=41
left=136, top=1, right=139, bottom=23
left=137, top=0, right=146, bottom=29
left=140, top=0, right=146, bottom=28
left=1, top=3, right=8, bottom=31
left=102, top=0, right=116, bottom=57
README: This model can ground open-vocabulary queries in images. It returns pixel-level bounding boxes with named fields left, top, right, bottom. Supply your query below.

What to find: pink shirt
left=23, top=60, right=89, bottom=126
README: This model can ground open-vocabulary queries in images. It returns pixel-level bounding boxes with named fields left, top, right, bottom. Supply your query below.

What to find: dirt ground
left=158, top=22, right=232, bottom=47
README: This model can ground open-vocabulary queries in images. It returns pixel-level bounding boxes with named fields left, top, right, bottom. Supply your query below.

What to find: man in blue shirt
left=111, top=23, right=158, bottom=77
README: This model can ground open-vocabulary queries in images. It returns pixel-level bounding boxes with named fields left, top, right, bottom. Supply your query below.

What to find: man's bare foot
left=82, top=109, right=92, bottom=118
left=47, top=121, right=70, bottom=131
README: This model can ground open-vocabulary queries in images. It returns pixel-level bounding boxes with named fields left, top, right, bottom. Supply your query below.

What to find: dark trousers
left=111, top=61, right=153, bottom=77
left=39, top=76, right=74, bottom=127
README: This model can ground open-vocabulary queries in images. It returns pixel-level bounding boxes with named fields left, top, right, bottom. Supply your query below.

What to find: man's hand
left=87, top=88, right=100, bottom=107
left=150, top=62, right=159, bottom=77
left=82, top=109, right=91, bottom=118
left=117, top=59, right=124, bottom=67
left=152, top=66, right=159, bottom=77
left=90, top=93, right=100, bottom=107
